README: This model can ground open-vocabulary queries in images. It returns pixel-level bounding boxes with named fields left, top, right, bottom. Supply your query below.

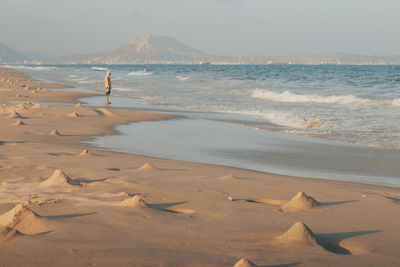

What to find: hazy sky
left=1, top=0, right=399, bottom=56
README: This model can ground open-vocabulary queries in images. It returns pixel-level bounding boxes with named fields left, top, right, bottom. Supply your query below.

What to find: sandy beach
left=1, top=67, right=400, bottom=266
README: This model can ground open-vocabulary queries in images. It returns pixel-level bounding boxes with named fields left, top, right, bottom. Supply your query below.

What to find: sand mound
left=8, top=111, right=22, bottom=118
left=233, top=258, right=258, bottom=267
left=12, top=119, right=24, bottom=126
left=218, top=174, right=236, bottom=180
left=136, top=163, right=158, bottom=171
left=79, top=149, right=89, bottom=156
left=41, top=169, right=81, bottom=186
left=49, top=129, right=61, bottom=136
left=67, top=111, right=79, bottom=118
left=118, top=195, right=148, bottom=208
left=276, top=221, right=317, bottom=244
left=75, top=102, right=83, bottom=108
left=32, top=103, right=41, bottom=109
left=280, top=192, right=319, bottom=211
left=16, top=103, right=27, bottom=111
left=0, top=226, right=23, bottom=243
left=0, top=204, right=47, bottom=234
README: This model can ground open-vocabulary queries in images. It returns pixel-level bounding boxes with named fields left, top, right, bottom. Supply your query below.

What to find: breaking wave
left=221, top=109, right=321, bottom=129
left=251, top=89, right=375, bottom=105
left=91, top=66, right=107, bottom=71
left=176, top=75, right=190, bottom=81
left=128, top=70, right=153, bottom=76
left=112, top=87, right=139, bottom=92
left=4, top=65, right=58, bottom=71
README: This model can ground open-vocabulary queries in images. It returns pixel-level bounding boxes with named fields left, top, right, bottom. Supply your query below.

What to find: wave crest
left=223, top=110, right=321, bottom=129
left=91, top=67, right=107, bottom=71
left=176, top=75, right=190, bottom=81
left=4, top=65, right=57, bottom=71
left=251, top=89, right=374, bottom=105
left=128, top=70, right=153, bottom=76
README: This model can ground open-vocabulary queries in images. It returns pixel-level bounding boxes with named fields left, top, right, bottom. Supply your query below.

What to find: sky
left=1, top=0, right=400, bottom=56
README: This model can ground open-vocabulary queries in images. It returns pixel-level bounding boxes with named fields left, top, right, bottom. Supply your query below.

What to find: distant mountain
left=22, top=51, right=57, bottom=63
left=61, top=35, right=400, bottom=64
left=0, top=42, right=28, bottom=63
left=3, top=35, right=400, bottom=65
left=207, top=53, right=400, bottom=65
left=64, top=34, right=209, bottom=64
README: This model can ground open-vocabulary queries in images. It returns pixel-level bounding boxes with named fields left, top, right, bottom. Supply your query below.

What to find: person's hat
left=107, top=71, right=111, bottom=76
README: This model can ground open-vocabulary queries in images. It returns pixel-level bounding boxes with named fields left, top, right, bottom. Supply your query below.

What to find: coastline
left=1, top=67, right=400, bottom=266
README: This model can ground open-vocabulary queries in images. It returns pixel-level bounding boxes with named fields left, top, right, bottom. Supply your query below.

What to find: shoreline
left=1, top=67, right=400, bottom=266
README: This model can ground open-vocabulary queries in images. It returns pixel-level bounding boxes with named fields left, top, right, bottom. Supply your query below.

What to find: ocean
left=5, top=64, right=400, bottom=187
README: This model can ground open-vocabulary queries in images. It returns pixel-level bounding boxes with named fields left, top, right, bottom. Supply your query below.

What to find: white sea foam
left=91, top=66, right=107, bottom=71
left=391, top=98, right=400, bottom=106
left=176, top=75, right=190, bottom=81
left=4, top=65, right=58, bottom=71
left=66, top=76, right=95, bottom=84
left=128, top=70, right=153, bottom=76
left=67, top=76, right=90, bottom=81
left=112, top=87, right=139, bottom=92
left=251, top=89, right=375, bottom=105
left=222, top=109, right=321, bottom=129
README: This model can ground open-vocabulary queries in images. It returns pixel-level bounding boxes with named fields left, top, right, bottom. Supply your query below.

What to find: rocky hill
left=64, top=34, right=209, bottom=64
left=0, top=42, right=28, bottom=63
left=3, top=35, right=400, bottom=65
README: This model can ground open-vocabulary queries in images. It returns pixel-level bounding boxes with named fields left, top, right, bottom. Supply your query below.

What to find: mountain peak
left=125, top=34, right=205, bottom=55
left=0, top=42, right=27, bottom=62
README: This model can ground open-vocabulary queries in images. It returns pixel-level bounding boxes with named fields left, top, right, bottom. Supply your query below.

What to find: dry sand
left=1, top=67, right=400, bottom=266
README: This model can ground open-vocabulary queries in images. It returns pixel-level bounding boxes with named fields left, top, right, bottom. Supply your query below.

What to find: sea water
left=6, top=64, right=400, bottom=186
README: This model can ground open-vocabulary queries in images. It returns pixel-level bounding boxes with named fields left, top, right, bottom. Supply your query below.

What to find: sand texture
left=117, top=195, right=148, bottom=207
left=41, top=170, right=81, bottom=186
left=275, top=221, right=318, bottom=244
left=1, top=67, right=400, bottom=266
left=233, top=258, right=258, bottom=267
left=136, top=162, right=158, bottom=171
left=280, top=191, right=320, bottom=211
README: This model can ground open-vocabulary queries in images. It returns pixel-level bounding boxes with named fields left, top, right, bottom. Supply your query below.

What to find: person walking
left=104, top=71, right=112, bottom=104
